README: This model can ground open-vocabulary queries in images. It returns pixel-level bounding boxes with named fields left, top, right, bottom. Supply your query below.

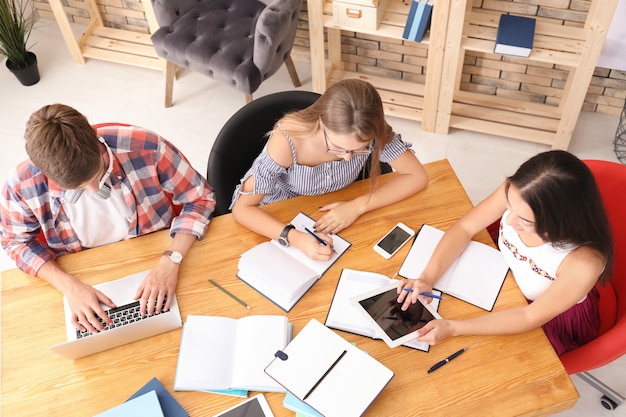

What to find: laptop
left=49, top=270, right=182, bottom=359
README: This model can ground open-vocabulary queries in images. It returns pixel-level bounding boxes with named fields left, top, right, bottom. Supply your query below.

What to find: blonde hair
left=25, top=104, right=101, bottom=188
left=278, top=79, right=393, bottom=182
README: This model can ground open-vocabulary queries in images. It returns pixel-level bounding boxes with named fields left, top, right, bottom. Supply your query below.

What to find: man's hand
left=135, top=256, right=179, bottom=316
left=67, top=281, right=116, bottom=334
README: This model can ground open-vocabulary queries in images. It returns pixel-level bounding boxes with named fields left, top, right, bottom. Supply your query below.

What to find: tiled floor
left=1, top=19, right=625, bottom=416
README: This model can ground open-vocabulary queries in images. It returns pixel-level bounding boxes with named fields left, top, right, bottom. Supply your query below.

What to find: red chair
left=558, top=159, right=626, bottom=410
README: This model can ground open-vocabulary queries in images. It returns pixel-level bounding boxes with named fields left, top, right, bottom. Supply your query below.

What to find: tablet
left=212, top=393, right=274, bottom=417
left=350, top=282, right=442, bottom=348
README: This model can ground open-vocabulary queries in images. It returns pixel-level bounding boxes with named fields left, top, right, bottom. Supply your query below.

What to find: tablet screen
left=355, top=286, right=437, bottom=343
left=214, top=394, right=274, bottom=417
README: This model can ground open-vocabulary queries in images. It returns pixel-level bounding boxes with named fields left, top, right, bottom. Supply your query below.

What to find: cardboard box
left=333, top=0, right=391, bottom=30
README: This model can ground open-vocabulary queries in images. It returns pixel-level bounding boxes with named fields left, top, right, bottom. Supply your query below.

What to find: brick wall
left=34, top=0, right=626, bottom=115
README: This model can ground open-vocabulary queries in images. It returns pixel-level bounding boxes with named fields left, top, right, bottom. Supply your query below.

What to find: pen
left=402, top=288, right=444, bottom=300
left=303, top=225, right=336, bottom=253
left=303, top=349, right=347, bottom=400
left=427, top=347, right=467, bottom=373
left=420, top=292, right=443, bottom=300
left=208, top=279, right=251, bottom=310
left=303, top=226, right=328, bottom=246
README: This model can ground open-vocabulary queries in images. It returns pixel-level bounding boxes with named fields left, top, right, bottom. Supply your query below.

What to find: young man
left=1, top=104, right=215, bottom=335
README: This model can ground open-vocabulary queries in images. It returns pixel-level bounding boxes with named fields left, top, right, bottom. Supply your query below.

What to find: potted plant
left=0, top=0, right=39, bottom=85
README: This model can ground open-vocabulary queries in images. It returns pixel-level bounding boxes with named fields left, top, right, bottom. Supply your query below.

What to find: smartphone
left=373, top=222, right=415, bottom=259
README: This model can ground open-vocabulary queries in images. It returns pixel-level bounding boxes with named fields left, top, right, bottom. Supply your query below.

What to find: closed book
left=402, top=0, right=420, bottom=39
left=494, top=14, right=536, bottom=57
left=127, top=377, right=188, bottom=417
left=413, top=0, right=433, bottom=42
left=403, top=0, right=426, bottom=41
left=95, top=390, right=163, bottom=417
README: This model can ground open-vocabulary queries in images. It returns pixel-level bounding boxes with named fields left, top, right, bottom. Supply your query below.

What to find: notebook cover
left=127, top=377, right=188, bottom=417
left=494, top=14, right=536, bottom=57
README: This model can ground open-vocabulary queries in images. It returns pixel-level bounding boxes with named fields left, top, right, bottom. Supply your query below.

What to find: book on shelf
left=213, top=394, right=275, bottom=417
left=325, top=268, right=441, bottom=352
left=173, top=315, right=291, bottom=393
left=402, top=0, right=433, bottom=42
left=494, top=14, right=536, bottom=57
left=127, top=377, right=188, bottom=417
left=237, top=212, right=351, bottom=312
left=399, top=224, right=509, bottom=311
left=265, top=319, right=394, bottom=417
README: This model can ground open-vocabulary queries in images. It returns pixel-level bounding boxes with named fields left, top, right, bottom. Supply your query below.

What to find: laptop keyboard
left=76, top=298, right=170, bottom=339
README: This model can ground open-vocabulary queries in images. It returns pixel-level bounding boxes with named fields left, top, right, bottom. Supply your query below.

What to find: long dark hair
left=505, top=150, right=613, bottom=283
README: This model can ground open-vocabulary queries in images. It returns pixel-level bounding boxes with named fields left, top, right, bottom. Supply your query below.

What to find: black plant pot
left=6, top=51, right=40, bottom=86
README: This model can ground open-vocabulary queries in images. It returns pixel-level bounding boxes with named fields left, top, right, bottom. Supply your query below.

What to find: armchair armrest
left=253, top=0, right=303, bottom=75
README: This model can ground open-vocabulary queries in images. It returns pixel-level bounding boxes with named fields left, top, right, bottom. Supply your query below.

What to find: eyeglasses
left=322, top=126, right=373, bottom=156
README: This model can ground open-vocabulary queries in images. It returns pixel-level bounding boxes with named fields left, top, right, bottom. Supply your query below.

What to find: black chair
left=207, top=90, right=392, bottom=217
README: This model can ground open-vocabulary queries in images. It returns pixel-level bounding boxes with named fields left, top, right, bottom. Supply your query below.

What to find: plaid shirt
left=1, top=125, right=215, bottom=275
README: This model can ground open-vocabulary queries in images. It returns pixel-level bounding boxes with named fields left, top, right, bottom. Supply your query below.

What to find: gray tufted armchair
left=151, top=0, right=303, bottom=107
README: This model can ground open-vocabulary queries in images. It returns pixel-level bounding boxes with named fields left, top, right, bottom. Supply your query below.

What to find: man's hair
left=506, top=150, right=614, bottom=283
left=24, top=104, right=101, bottom=189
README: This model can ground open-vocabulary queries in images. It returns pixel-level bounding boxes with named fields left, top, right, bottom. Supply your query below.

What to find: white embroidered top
left=497, top=210, right=583, bottom=302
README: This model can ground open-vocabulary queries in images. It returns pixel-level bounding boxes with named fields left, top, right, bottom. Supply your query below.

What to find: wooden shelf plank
left=454, top=90, right=562, bottom=119
left=82, top=46, right=161, bottom=70
left=449, top=116, right=556, bottom=145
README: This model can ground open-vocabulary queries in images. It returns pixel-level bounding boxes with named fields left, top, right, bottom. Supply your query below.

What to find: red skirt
left=541, top=287, right=600, bottom=356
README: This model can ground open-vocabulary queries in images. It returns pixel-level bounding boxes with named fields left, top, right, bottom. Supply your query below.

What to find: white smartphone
left=373, top=222, right=415, bottom=259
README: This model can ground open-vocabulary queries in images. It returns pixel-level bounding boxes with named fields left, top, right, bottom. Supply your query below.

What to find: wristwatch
left=163, top=250, right=183, bottom=264
left=278, top=224, right=295, bottom=247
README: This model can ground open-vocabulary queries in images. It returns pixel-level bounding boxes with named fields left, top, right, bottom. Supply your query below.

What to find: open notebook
left=265, top=319, right=393, bottom=417
left=399, top=224, right=509, bottom=311
left=237, top=212, right=351, bottom=312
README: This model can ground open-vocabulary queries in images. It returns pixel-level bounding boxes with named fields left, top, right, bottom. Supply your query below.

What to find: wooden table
left=1, top=160, right=578, bottom=417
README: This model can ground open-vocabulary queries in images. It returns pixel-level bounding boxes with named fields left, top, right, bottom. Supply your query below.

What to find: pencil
left=208, top=279, right=251, bottom=310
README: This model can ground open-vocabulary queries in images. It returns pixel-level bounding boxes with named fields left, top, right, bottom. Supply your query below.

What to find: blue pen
left=420, top=292, right=443, bottom=300
left=402, top=288, right=443, bottom=300
left=303, top=226, right=327, bottom=246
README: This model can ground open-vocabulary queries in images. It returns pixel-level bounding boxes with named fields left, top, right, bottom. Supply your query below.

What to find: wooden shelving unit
left=308, top=0, right=618, bottom=149
left=48, top=0, right=163, bottom=71
left=308, top=0, right=450, bottom=132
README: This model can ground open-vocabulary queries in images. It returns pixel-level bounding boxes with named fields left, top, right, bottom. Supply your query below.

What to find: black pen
left=427, top=347, right=467, bottom=373
left=303, top=349, right=347, bottom=400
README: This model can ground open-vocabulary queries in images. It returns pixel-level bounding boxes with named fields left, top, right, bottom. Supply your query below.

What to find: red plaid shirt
left=1, top=125, right=215, bottom=275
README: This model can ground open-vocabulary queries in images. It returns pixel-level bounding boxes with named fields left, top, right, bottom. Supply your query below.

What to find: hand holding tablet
left=350, top=282, right=442, bottom=348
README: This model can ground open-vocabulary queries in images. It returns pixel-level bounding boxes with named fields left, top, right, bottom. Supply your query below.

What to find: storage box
left=333, top=0, right=391, bottom=31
